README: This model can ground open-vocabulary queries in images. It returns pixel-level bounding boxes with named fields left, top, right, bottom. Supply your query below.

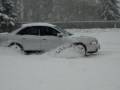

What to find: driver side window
left=39, top=26, right=60, bottom=36
left=17, top=26, right=39, bottom=36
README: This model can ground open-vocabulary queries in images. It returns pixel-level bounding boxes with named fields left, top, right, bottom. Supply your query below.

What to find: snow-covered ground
left=0, top=28, right=120, bottom=90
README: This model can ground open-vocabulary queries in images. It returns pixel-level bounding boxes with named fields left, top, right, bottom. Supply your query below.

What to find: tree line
left=0, top=0, right=120, bottom=31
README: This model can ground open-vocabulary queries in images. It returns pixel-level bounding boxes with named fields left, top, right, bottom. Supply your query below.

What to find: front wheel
left=9, top=44, right=24, bottom=54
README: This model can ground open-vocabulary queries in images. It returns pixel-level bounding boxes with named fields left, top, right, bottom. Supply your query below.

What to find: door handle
left=42, top=39, right=47, bottom=40
left=22, top=37, right=27, bottom=40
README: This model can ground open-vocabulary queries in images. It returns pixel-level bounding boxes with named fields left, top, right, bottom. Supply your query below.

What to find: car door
left=16, top=26, right=41, bottom=51
left=39, top=26, right=65, bottom=51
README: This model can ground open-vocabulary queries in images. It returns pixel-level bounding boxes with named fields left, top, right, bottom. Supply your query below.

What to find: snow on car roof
left=22, top=22, right=56, bottom=27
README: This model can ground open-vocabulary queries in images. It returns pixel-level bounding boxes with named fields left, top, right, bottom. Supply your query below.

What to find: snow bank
left=0, top=47, right=23, bottom=56
left=0, top=29, right=120, bottom=90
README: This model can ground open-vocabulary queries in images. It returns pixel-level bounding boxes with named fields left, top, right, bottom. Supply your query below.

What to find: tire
left=73, top=44, right=87, bottom=57
left=9, top=43, right=24, bottom=54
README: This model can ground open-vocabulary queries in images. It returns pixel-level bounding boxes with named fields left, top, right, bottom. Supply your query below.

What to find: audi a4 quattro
left=0, top=23, right=100, bottom=56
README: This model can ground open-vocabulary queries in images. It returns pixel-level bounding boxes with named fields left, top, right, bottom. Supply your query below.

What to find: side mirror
left=57, top=33, right=63, bottom=37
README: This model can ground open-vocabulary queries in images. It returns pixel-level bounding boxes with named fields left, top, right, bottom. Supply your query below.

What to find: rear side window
left=39, top=26, right=60, bottom=36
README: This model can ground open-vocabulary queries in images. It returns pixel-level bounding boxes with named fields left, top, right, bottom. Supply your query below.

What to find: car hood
left=0, top=32, right=11, bottom=38
left=0, top=32, right=9, bottom=37
left=0, top=32, right=9, bottom=35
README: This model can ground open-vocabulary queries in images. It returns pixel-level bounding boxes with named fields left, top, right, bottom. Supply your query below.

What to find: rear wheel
left=73, top=44, right=87, bottom=57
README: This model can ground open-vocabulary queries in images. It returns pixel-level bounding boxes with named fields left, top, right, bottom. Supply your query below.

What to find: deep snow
left=0, top=28, right=120, bottom=90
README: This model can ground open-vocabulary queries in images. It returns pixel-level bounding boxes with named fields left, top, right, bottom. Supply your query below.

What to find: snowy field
left=0, top=28, right=120, bottom=90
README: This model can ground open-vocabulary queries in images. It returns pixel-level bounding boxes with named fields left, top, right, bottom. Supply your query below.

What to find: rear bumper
left=87, top=43, right=100, bottom=53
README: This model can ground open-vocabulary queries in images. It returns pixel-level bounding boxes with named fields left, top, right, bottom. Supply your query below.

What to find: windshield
left=9, top=25, right=22, bottom=33
left=54, top=26, right=72, bottom=36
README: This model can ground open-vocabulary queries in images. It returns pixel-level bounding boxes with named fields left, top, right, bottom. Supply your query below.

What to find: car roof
left=22, top=22, right=56, bottom=27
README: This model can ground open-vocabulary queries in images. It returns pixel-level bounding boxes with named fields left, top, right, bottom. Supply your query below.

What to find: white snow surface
left=0, top=28, right=120, bottom=90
